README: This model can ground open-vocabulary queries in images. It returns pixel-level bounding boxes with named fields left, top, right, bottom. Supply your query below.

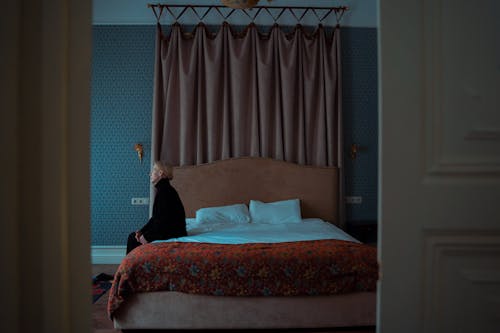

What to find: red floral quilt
left=108, top=239, right=377, bottom=318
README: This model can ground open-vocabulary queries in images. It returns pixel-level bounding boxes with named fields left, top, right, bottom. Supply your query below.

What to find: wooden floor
left=93, top=264, right=119, bottom=333
left=92, top=264, right=375, bottom=333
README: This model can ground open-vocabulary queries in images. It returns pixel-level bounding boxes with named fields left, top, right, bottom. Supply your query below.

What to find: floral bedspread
left=108, top=239, right=377, bottom=318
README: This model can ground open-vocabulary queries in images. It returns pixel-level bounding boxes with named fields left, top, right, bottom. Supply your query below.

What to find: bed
left=109, top=157, right=377, bottom=330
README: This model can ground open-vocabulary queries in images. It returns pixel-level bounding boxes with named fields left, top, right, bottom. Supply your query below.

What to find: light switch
left=131, top=197, right=149, bottom=205
left=346, top=196, right=363, bottom=204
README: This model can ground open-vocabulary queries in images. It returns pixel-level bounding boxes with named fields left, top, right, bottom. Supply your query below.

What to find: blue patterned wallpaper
left=91, top=25, right=378, bottom=245
left=91, top=26, right=156, bottom=245
left=342, top=28, right=378, bottom=223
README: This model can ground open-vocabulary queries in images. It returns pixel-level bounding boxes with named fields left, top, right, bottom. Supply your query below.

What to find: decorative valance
left=148, top=3, right=348, bottom=27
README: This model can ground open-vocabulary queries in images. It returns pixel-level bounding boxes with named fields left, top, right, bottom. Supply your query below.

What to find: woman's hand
left=135, top=230, right=142, bottom=242
left=139, top=235, right=148, bottom=245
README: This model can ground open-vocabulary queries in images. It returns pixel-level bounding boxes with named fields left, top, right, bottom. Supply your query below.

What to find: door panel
left=378, top=0, right=500, bottom=332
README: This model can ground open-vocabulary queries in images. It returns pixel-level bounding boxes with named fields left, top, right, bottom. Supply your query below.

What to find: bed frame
left=113, top=157, right=376, bottom=330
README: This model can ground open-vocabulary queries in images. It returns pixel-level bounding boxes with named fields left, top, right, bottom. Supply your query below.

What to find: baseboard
left=92, top=246, right=126, bottom=264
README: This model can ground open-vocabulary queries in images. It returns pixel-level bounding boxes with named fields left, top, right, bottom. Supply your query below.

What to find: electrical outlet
left=131, top=197, right=149, bottom=205
left=346, top=196, right=363, bottom=204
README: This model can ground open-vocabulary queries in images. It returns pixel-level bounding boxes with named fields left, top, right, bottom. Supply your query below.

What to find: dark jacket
left=140, top=178, right=187, bottom=242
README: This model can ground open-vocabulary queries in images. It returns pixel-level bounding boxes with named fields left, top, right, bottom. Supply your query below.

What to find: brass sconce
left=350, top=143, right=359, bottom=160
left=134, top=143, right=144, bottom=163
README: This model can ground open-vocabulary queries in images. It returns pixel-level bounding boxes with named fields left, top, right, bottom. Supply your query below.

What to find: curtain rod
left=147, top=4, right=349, bottom=25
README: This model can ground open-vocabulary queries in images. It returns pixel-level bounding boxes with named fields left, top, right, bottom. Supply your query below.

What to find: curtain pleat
left=154, top=23, right=342, bottom=169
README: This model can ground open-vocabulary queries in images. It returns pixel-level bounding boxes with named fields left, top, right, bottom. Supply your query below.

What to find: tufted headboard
left=171, top=157, right=340, bottom=227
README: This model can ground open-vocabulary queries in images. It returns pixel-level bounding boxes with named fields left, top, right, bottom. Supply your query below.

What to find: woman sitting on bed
left=126, top=161, right=187, bottom=254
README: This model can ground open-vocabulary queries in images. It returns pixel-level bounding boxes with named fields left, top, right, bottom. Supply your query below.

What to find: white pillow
left=195, top=203, right=251, bottom=226
left=249, top=199, right=302, bottom=224
left=185, top=217, right=198, bottom=232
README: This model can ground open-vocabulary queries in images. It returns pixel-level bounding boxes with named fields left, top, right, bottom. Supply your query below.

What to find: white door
left=378, top=0, right=500, bottom=332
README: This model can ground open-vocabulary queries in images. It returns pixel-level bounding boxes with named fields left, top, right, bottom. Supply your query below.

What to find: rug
left=92, top=275, right=112, bottom=303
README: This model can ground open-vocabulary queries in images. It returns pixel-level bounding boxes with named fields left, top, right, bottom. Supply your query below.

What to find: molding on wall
left=92, top=246, right=126, bottom=264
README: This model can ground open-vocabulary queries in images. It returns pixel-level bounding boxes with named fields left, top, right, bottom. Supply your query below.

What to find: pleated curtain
left=151, top=22, right=344, bottom=221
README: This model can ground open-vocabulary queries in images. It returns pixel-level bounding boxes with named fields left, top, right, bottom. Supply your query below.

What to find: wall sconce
left=134, top=143, right=144, bottom=163
left=350, top=143, right=360, bottom=160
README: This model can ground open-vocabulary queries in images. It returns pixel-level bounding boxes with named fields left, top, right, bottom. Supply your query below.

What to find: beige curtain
left=151, top=22, right=344, bottom=222
left=152, top=22, right=343, bottom=167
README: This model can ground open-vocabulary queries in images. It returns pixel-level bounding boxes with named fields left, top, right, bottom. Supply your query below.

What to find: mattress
left=108, top=219, right=377, bottom=319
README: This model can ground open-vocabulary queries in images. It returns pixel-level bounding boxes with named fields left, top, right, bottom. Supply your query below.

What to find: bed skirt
left=113, top=291, right=376, bottom=329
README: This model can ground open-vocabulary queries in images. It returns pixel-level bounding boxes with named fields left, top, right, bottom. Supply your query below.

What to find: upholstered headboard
left=171, top=157, right=339, bottom=226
